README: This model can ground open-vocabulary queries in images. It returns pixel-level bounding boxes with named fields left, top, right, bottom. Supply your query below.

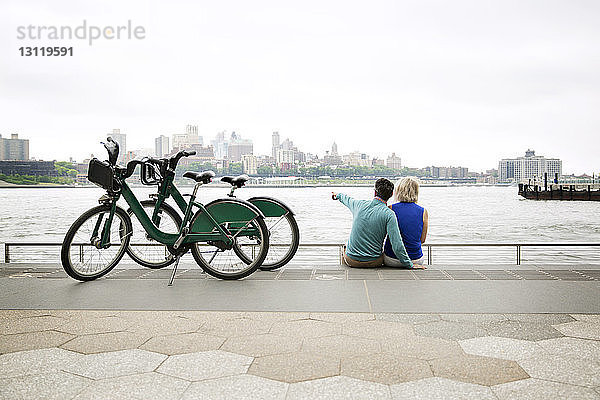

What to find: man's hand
left=411, top=264, right=427, bottom=270
left=331, top=192, right=338, bottom=200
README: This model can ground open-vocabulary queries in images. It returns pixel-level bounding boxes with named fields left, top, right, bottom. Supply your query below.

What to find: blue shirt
left=337, top=193, right=412, bottom=267
left=384, top=202, right=424, bottom=260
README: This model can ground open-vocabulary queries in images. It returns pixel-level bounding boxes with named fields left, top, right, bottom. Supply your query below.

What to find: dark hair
left=375, top=178, right=394, bottom=201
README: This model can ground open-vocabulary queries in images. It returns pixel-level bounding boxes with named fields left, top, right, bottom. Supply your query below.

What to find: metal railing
left=3, top=242, right=600, bottom=265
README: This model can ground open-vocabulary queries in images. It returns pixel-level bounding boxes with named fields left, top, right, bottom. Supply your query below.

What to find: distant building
left=172, top=124, right=202, bottom=150
left=241, top=154, right=258, bottom=175
left=211, top=131, right=228, bottom=159
left=323, top=142, right=342, bottom=165
left=272, top=132, right=280, bottom=159
left=345, top=152, right=371, bottom=167
left=372, top=158, right=385, bottom=166
left=0, top=134, right=29, bottom=161
left=426, top=166, right=469, bottom=178
left=155, top=135, right=170, bottom=157
left=109, top=129, right=127, bottom=165
left=386, top=153, right=402, bottom=170
left=499, top=149, right=562, bottom=182
left=227, top=132, right=253, bottom=162
left=0, top=160, right=56, bottom=176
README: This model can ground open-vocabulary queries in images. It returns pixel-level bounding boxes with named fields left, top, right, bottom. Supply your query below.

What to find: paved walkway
left=1, top=264, right=600, bottom=399
left=1, top=310, right=600, bottom=399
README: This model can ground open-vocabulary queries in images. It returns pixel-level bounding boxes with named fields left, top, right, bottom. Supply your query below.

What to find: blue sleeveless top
left=384, top=202, right=424, bottom=260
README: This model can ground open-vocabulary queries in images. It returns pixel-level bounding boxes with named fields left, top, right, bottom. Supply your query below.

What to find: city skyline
left=2, top=1, right=599, bottom=174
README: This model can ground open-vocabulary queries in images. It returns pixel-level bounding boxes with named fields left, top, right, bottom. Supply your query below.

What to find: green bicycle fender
left=191, top=198, right=261, bottom=233
left=247, top=196, right=291, bottom=217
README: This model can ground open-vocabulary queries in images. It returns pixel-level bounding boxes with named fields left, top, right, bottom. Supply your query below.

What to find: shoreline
left=0, top=183, right=515, bottom=189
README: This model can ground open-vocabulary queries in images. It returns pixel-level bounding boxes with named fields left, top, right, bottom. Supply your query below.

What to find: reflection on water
left=1, top=186, right=599, bottom=264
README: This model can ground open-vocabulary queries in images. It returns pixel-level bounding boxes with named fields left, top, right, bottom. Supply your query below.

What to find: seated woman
left=383, top=177, right=428, bottom=267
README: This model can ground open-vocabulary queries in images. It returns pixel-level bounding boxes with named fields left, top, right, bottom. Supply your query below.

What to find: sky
left=0, top=0, right=599, bottom=174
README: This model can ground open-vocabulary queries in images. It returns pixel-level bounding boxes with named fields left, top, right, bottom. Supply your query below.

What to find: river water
left=1, top=185, right=599, bottom=264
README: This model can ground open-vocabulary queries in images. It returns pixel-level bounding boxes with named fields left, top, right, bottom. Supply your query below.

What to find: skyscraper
left=228, top=132, right=253, bottom=162
left=172, top=124, right=202, bottom=150
left=0, top=133, right=29, bottom=161
left=272, top=132, right=280, bottom=159
left=109, top=129, right=127, bottom=165
left=155, top=135, right=170, bottom=157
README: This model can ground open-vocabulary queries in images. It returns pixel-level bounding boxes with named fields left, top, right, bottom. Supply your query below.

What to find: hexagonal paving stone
left=127, top=316, right=201, bottom=336
left=74, top=372, right=189, bottom=400
left=481, top=320, right=563, bottom=341
left=57, top=316, right=131, bottom=335
left=140, top=332, right=225, bottom=355
left=553, top=321, right=600, bottom=340
left=200, top=317, right=272, bottom=337
left=270, top=319, right=341, bottom=338
left=0, top=315, right=66, bottom=335
left=286, top=376, right=391, bottom=400
left=518, top=353, right=600, bottom=387
left=157, top=350, right=252, bottom=381
left=63, top=349, right=166, bottom=380
left=341, top=353, right=432, bottom=384
left=430, top=354, right=529, bottom=386
left=504, top=313, right=575, bottom=325
left=309, top=312, right=375, bottom=323
left=0, top=371, right=91, bottom=400
left=342, top=320, right=414, bottom=341
left=390, top=377, right=497, bottom=400
left=0, top=330, right=74, bottom=353
left=60, top=331, right=150, bottom=354
left=181, top=374, right=288, bottom=400
left=381, top=335, right=464, bottom=361
left=221, top=333, right=301, bottom=357
left=440, top=314, right=507, bottom=324
left=414, top=320, right=488, bottom=341
left=493, top=377, right=600, bottom=400
left=537, top=337, right=600, bottom=363
left=0, top=348, right=81, bottom=378
left=459, top=336, right=544, bottom=361
left=248, top=351, right=340, bottom=383
left=376, top=313, right=441, bottom=324
left=302, top=335, right=381, bottom=359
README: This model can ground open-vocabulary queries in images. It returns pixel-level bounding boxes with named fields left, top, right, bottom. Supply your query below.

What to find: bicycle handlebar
left=169, top=150, right=196, bottom=170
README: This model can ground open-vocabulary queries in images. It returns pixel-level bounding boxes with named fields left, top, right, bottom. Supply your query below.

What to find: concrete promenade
left=1, top=263, right=599, bottom=399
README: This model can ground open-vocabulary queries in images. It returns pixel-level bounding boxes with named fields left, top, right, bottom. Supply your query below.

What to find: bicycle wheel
left=190, top=201, right=269, bottom=280
left=126, top=200, right=182, bottom=269
left=61, top=204, right=132, bottom=281
left=235, top=213, right=300, bottom=271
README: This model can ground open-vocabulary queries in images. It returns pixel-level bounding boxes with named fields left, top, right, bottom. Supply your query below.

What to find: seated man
left=332, top=178, right=420, bottom=269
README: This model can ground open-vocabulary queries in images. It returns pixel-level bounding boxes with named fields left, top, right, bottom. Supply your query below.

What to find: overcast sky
left=1, top=0, right=598, bottom=173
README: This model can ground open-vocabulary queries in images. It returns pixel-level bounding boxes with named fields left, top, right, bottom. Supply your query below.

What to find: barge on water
left=518, top=173, right=600, bottom=201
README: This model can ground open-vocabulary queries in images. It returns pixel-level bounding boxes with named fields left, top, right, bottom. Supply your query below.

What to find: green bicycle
left=60, top=137, right=270, bottom=283
left=126, top=170, right=299, bottom=271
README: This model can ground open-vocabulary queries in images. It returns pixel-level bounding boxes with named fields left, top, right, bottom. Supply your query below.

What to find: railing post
left=427, top=244, right=432, bottom=265
left=516, top=245, right=521, bottom=265
left=4, top=243, right=9, bottom=264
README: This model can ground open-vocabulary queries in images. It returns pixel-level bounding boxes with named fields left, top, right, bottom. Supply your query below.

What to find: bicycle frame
left=100, top=171, right=261, bottom=249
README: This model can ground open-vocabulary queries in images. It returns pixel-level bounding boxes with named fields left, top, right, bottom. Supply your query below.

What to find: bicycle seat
left=221, top=174, right=250, bottom=188
left=183, top=170, right=215, bottom=184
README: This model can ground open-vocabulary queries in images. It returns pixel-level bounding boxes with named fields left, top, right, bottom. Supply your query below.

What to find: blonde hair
left=394, top=177, right=420, bottom=203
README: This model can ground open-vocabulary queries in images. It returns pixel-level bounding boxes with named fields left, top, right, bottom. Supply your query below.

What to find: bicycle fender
left=247, top=196, right=295, bottom=217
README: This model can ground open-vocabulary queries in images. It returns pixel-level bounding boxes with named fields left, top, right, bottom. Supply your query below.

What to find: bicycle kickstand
left=168, top=255, right=182, bottom=286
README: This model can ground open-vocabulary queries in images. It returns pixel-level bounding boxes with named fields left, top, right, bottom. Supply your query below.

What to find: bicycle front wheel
left=126, top=200, right=182, bottom=269
left=61, top=204, right=132, bottom=281
left=190, top=201, right=269, bottom=280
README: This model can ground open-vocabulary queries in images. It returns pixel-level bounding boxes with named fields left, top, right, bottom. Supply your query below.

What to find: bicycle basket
left=140, top=162, right=161, bottom=185
left=87, top=158, right=115, bottom=190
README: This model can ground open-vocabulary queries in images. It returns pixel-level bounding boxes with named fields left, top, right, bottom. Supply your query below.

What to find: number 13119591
left=19, top=47, right=73, bottom=56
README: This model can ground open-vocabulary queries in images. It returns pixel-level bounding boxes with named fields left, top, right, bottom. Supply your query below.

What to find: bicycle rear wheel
left=235, top=213, right=299, bottom=271
left=190, top=201, right=269, bottom=280
left=61, top=205, right=132, bottom=281
left=126, top=200, right=182, bottom=269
